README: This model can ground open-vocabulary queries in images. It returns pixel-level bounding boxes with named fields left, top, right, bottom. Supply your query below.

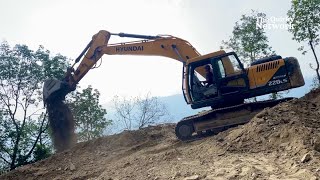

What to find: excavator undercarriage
left=175, top=97, right=294, bottom=141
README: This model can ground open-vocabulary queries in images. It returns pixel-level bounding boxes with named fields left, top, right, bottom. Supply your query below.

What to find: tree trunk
left=10, top=130, right=21, bottom=170
left=309, top=39, right=320, bottom=84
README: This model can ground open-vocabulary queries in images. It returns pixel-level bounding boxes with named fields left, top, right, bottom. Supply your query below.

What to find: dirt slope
left=2, top=89, right=320, bottom=180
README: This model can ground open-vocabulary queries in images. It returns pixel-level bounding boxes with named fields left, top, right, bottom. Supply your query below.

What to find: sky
left=0, top=0, right=319, bottom=104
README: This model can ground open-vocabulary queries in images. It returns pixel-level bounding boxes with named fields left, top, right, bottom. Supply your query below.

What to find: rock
left=280, top=131, right=289, bottom=139
left=173, top=171, right=181, bottom=178
left=184, top=175, right=199, bottom=180
left=217, top=137, right=224, bottom=142
left=314, top=142, right=320, bottom=152
left=69, top=162, right=76, bottom=171
left=123, top=162, right=131, bottom=168
left=301, top=153, right=312, bottom=163
left=312, top=137, right=320, bottom=152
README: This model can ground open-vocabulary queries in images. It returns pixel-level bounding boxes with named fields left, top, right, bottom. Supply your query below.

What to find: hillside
left=2, top=89, right=320, bottom=180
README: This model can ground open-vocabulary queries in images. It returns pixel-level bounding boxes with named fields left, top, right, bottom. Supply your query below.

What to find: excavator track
left=175, top=97, right=294, bottom=141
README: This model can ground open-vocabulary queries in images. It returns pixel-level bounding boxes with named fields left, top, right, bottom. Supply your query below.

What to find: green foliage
left=268, top=91, right=287, bottom=100
left=68, top=86, right=110, bottom=142
left=287, top=0, right=320, bottom=53
left=0, top=41, right=69, bottom=171
left=311, top=76, right=320, bottom=90
left=287, top=0, right=320, bottom=83
left=222, top=10, right=275, bottom=65
left=33, top=144, right=52, bottom=162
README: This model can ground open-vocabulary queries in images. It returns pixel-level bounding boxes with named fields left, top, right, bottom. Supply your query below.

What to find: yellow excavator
left=43, top=30, right=304, bottom=150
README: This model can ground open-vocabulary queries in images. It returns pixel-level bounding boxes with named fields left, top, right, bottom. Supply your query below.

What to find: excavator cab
left=187, top=52, right=249, bottom=109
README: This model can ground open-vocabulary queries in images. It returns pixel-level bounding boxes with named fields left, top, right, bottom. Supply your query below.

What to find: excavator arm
left=43, top=30, right=201, bottom=104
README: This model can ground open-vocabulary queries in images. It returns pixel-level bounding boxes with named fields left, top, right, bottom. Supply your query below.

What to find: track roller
left=175, top=121, right=194, bottom=141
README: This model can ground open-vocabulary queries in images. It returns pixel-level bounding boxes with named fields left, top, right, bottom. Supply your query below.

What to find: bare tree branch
left=113, top=94, right=168, bottom=130
left=0, top=155, right=10, bottom=165
left=22, top=112, right=48, bottom=164
left=0, top=144, right=11, bottom=158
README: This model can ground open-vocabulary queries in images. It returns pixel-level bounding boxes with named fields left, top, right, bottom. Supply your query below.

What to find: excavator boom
left=43, top=30, right=201, bottom=105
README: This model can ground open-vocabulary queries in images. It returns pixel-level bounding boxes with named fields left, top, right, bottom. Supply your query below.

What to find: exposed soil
left=2, top=89, right=320, bottom=180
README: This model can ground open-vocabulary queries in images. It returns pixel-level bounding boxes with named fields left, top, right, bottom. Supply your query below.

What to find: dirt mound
left=2, top=89, right=320, bottom=179
left=218, top=88, right=320, bottom=156
left=2, top=124, right=179, bottom=180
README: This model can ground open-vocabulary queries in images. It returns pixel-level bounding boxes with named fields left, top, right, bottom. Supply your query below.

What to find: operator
left=202, top=64, right=214, bottom=87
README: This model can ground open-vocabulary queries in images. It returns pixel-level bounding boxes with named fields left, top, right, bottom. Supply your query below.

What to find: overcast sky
left=1, top=0, right=318, bottom=103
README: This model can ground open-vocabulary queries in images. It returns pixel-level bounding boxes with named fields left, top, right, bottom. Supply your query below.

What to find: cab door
left=212, top=52, right=249, bottom=96
left=187, top=52, right=250, bottom=109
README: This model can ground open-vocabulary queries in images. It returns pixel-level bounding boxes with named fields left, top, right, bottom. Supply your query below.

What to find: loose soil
left=2, top=89, right=320, bottom=180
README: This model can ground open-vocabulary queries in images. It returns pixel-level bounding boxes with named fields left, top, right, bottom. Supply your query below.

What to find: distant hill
left=102, top=94, right=206, bottom=134
left=158, top=94, right=208, bottom=122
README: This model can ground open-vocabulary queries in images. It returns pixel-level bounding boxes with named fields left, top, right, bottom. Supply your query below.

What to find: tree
left=311, top=76, right=320, bottom=90
left=222, top=10, right=281, bottom=100
left=287, top=0, right=320, bottom=83
left=112, top=93, right=169, bottom=130
left=32, top=144, right=51, bottom=162
left=222, top=10, right=275, bottom=66
left=68, top=86, right=110, bottom=142
left=268, top=90, right=289, bottom=100
left=0, top=41, right=69, bottom=171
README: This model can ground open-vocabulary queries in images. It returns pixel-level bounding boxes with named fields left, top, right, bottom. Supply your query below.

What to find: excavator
left=43, top=30, right=304, bottom=151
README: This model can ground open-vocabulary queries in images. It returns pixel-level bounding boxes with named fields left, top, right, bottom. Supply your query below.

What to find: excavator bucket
left=43, top=78, right=76, bottom=152
left=43, top=78, right=70, bottom=104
